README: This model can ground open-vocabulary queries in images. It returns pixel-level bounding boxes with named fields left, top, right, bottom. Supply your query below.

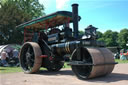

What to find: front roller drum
left=71, top=47, right=116, bottom=79
left=19, top=42, right=42, bottom=73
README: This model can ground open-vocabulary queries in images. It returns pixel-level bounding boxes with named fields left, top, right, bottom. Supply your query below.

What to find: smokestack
left=72, top=4, right=79, bottom=38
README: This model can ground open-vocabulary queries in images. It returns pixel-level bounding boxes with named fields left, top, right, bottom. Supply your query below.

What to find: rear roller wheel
left=19, top=42, right=42, bottom=73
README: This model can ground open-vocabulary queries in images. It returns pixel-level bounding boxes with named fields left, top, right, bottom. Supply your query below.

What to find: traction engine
left=17, top=4, right=116, bottom=79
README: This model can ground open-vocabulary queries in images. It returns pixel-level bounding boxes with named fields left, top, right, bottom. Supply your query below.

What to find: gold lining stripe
left=65, top=42, right=68, bottom=53
left=67, top=42, right=70, bottom=53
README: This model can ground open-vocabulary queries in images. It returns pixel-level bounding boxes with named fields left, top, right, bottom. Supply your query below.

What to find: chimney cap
left=72, top=3, right=78, bottom=7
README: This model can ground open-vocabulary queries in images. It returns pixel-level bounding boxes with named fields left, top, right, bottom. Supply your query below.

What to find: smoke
left=56, top=0, right=70, bottom=10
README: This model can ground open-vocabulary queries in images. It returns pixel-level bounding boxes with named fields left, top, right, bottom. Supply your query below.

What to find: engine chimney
left=72, top=4, right=79, bottom=38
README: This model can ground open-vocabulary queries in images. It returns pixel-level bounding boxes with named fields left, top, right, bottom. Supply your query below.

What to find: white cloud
left=56, top=0, right=70, bottom=10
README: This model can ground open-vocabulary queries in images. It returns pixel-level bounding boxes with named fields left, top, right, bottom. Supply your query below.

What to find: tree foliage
left=96, top=31, right=104, bottom=42
left=78, top=28, right=128, bottom=48
left=15, top=0, right=45, bottom=18
left=79, top=30, right=84, bottom=35
left=97, top=29, right=128, bottom=48
left=118, top=28, right=128, bottom=48
left=96, top=31, right=103, bottom=39
left=103, top=30, right=118, bottom=46
left=0, top=0, right=45, bottom=44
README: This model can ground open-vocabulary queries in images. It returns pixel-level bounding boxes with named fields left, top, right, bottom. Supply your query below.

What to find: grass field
left=0, top=59, right=127, bottom=74
left=0, top=67, right=22, bottom=74
left=0, top=63, right=70, bottom=74
left=115, top=59, right=128, bottom=63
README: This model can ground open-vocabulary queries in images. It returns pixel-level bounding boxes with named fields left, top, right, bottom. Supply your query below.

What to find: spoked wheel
left=71, top=47, right=92, bottom=80
left=47, top=61, right=64, bottom=71
left=19, top=42, right=42, bottom=73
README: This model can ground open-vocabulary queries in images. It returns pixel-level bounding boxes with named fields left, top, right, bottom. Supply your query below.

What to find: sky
left=39, top=0, right=128, bottom=33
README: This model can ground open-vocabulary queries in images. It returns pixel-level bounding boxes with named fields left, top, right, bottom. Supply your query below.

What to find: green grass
left=0, top=63, right=71, bottom=74
left=0, top=60, right=127, bottom=74
left=0, top=67, right=22, bottom=74
left=63, top=62, right=71, bottom=68
left=115, top=59, right=128, bottom=63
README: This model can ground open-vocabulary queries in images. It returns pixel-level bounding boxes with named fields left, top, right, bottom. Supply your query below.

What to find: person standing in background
left=1, top=50, right=8, bottom=66
left=12, top=49, right=19, bottom=65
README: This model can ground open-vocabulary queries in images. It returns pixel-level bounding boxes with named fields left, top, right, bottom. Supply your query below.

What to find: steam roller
left=17, top=3, right=117, bottom=80
left=19, top=41, right=116, bottom=79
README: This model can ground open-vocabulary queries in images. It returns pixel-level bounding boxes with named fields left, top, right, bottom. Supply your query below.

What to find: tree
left=104, top=30, right=118, bottom=46
left=96, top=31, right=105, bottom=43
left=97, top=30, right=118, bottom=47
left=0, top=0, right=45, bottom=44
left=15, top=0, right=45, bottom=18
left=118, top=28, right=128, bottom=48
left=96, top=31, right=104, bottom=41
left=79, top=30, right=84, bottom=35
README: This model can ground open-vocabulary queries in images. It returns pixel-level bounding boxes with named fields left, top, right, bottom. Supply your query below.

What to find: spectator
left=1, top=50, right=8, bottom=66
left=120, top=54, right=127, bottom=60
left=114, top=52, right=120, bottom=59
left=12, top=49, right=19, bottom=65
left=8, top=50, right=13, bottom=58
left=13, top=49, right=19, bottom=58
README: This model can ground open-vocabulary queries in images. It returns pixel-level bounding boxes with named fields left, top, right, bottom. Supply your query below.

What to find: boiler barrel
left=71, top=47, right=116, bottom=79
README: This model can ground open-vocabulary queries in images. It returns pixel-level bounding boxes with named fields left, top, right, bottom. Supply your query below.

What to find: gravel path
left=0, top=64, right=128, bottom=85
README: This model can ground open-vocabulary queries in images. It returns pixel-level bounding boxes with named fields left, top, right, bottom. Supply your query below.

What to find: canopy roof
left=16, top=11, right=74, bottom=30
